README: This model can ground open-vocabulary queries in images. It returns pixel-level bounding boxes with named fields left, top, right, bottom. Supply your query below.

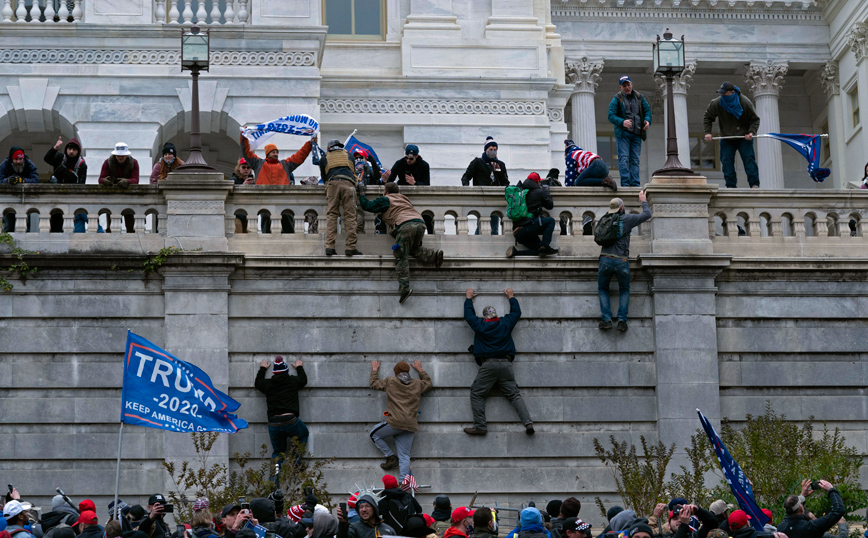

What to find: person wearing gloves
left=44, top=136, right=87, bottom=184
left=149, top=143, right=184, bottom=183
left=239, top=133, right=314, bottom=186
left=0, top=146, right=39, bottom=184
left=99, top=143, right=139, bottom=188
left=255, top=356, right=309, bottom=467
left=336, top=495, right=396, bottom=538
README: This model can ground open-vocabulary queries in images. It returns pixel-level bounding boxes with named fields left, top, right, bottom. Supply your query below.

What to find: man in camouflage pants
left=358, top=182, right=444, bottom=304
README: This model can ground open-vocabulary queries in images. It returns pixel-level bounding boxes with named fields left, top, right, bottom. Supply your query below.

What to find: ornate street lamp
left=652, top=29, right=698, bottom=176
left=176, top=24, right=216, bottom=172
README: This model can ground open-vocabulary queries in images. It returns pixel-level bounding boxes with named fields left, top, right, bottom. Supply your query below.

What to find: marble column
left=847, top=24, right=868, bottom=181
left=656, top=62, right=696, bottom=169
left=565, top=57, right=604, bottom=153
left=745, top=61, right=788, bottom=189
left=819, top=61, right=847, bottom=188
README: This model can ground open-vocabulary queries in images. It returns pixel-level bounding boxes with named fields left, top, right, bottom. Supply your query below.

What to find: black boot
left=380, top=455, right=399, bottom=470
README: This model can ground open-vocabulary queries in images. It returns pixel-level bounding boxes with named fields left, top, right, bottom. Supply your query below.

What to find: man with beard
left=0, top=146, right=39, bottom=184
left=45, top=137, right=87, bottom=184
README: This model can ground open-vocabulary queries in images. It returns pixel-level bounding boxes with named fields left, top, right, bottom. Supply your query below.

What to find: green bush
left=593, top=435, right=675, bottom=517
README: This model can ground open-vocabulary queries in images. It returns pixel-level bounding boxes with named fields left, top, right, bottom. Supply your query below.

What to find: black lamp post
left=176, top=24, right=217, bottom=172
left=652, top=29, right=698, bottom=176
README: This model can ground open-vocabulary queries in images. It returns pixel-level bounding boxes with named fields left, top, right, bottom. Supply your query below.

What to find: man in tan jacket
left=369, top=360, right=433, bottom=480
left=358, top=182, right=444, bottom=303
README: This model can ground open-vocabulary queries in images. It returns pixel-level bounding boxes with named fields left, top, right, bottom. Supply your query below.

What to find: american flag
left=564, top=144, right=601, bottom=186
left=401, top=470, right=418, bottom=492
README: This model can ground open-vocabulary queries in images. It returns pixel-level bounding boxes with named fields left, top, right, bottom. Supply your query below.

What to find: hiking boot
left=602, top=176, right=618, bottom=191
left=506, top=246, right=516, bottom=258
left=380, top=455, right=399, bottom=470
left=617, top=320, right=628, bottom=332
left=463, top=427, right=488, bottom=436
left=599, top=320, right=613, bottom=330
left=399, top=289, right=413, bottom=304
left=525, top=424, right=535, bottom=435
left=435, top=250, right=444, bottom=268
left=750, top=185, right=760, bottom=189
left=325, top=248, right=337, bottom=256
left=538, top=245, right=558, bottom=256
left=345, top=249, right=363, bottom=256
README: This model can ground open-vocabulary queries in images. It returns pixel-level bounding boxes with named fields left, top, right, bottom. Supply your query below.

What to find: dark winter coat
left=777, top=489, right=845, bottom=538
left=378, top=488, right=423, bottom=534
left=0, top=146, right=39, bottom=183
left=461, top=155, right=508, bottom=186
left=255, top=366, right=308, bottom=419
left=138, top=515, right=170, bottom=538
left=513, top=180, right=553, bottom=228
left=599, top=202, right=652, bottom=259
left=464, top=297, right=521, bottom=361
left=44, top=138, right=87, bottom=184
left=390, top=156, right=430, bottom=186
left=702, top=93, right=761, bottom=137
left=608, top=91, right=652, bottom=141
left=338, top=495, right=396, bottom=538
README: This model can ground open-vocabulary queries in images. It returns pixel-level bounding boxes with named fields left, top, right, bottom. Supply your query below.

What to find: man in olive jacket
left=369, top=360, right=433, bottom=481
left=703, top=81, right=761, bottom=188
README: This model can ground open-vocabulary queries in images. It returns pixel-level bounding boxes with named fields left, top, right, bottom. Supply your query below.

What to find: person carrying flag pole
left=703, top=81, right=761, bottom=189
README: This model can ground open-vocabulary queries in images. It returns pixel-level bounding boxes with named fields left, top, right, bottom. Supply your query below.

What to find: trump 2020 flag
left=121, top=331, right=248, bottom=433
left=241, top=114, right=319, bottom=149
left=765, top=133, right=830, bottom=182
left=345, top=135, right=383, bottom=170
left=697, top=409, right=767, bottom=531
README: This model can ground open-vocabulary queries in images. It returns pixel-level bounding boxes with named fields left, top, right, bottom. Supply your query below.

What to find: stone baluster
left=167, top=0, right=179, bottom=23
left=2, top=0, right=13, bottom=22
left=457, top=216, right=468, bottom=235
left=63, top=213, right=74, bottom=232
left=111, top=214, right=122, bottom=233
left=565, top=57, right=604, bottom=153
left=209, top=0, right=220, bottom=23
left=859, top=220, right=868, bottom=237
left=747, top=216, right=761, bottom=237
left=195, top=0, right=206, bottom=23
left=433, top=215, right=445, bottom=235
left=479, top=215, right=491, bottom=235
left=745, top=60, right=788, bottom=189
left=236, top=0, right=247, bottom=23
left=502, top=219, right=513, bottom=234
left=771, top=218, right=782, bottom=237
left=814, top=216, right=828, bottom=237
left=16, top=214, right=28, bottom=232
left=57, top=0, right=68, bottom=21
left=135, top=215, right=147, bottom=233
left=181, top=0, right=193, bottom=24
left=270, top=214, right=281, bottom=234
left=15, top=0, right=27, bottom=22
left=655, top=62, right=696, bottom=168
left=792, top=218, right=806, bottom=237
left=837, top=219, right=851, bottom=237
left=44, top=0, right=55, bottom=22
left=224, top=0, right=234, bottom=23
left=71, top=0, right=80, bottom=20
left=39, top=213, right=51, bottom=233
left=725, top=219, right=738, bottom=237
left=317, top=216, right=326, bottom=234
left=154, top=0, right=166, bottom=22
left=294, top=215, right=304, bottom=234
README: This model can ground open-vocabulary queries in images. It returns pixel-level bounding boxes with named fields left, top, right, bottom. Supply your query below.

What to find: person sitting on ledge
left=506, top=172, right=557, bottom=258
left=239, top=132, right=315, bottom=186
left=149, top=142, right=184, bottom=184
left=45, top=136, right=87, bottom=184
left=563, top=139, right=618, bottom=191
left=99, top=142, right=139, bottom=188
left=0, top=145, right=39, bottom=184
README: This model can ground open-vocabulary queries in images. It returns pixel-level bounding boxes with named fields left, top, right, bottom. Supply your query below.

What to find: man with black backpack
left=506, top=173, right=557, bottom=258
left=378, top=475, right=422, bottom=535
left=595, top=191, right=651, bottom=332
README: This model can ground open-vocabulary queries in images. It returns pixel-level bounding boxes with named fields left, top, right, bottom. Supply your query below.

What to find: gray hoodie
left=609, top=510, right=638, bottom=532
left=338, top=495, right=396, bottom=538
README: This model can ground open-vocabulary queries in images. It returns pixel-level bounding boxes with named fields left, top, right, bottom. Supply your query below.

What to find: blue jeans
left=598, top=257, right=630, bottom=322
left=574, top=159, right=608, bottom=186
left=719, top=138, right=759, bottom=188
left=513, top=216, right=555, bottom=255
left=616, top=132, right=642, bottom=187
left=268, top=417, right=310, bottom=465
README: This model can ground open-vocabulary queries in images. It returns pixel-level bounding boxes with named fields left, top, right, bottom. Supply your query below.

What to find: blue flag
left=121, top=331, right=248, bottom=433
left=697, top=409, right=767, bottom=531
left=764, top=133, right=830, bottom=182
left=345, top=135, right=383, bottom=170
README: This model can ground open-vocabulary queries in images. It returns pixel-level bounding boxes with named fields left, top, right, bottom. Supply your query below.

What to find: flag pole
left=113, top=421, right=124, bottom=521
left=343, top=129, right=357, bottom=148
left=711, top=134, right=828, bottom=140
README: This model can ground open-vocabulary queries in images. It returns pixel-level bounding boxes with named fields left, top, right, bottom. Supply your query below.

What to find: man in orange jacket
left=240, top=133, right=315, bottom=185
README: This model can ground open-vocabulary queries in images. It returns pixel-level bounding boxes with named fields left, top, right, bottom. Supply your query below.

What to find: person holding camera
left=777, top=480, right=845, bottom=538
left=220, top=504, right=259, bottom=538
left=137, top=495, right=171, bottom=538
left=337, top=495, right=396, bottom=538
left=255, top=356, right=309, bottom=469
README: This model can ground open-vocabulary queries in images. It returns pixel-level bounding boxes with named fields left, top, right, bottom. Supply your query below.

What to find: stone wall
left=1, top=175, right=867, bottom=525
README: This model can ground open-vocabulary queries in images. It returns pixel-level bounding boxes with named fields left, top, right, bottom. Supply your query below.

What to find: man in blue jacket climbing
left=463, top=287, right=533, bottom=436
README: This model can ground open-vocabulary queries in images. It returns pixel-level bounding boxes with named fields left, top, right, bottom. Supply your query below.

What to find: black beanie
left=546, top=501, right=562, bottom=519
left=607, top=506, right=623, bottom=521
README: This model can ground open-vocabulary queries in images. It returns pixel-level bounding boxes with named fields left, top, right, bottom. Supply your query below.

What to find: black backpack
left=594, top=212, right=623, bottom=247
left=383, top=494, right=417, bottom=534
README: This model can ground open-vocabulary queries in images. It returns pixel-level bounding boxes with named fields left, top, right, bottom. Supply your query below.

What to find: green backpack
left=594, top=212, right=623, bottom=247
left=505, top=185, right=532, bottom=221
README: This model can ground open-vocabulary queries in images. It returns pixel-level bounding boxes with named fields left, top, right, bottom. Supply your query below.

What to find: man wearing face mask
left=149, top=143, right=185, bottom=183
left=461, top=137, right=508, bottom=187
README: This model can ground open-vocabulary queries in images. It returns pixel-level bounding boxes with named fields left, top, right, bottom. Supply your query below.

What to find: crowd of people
left=1, top=478, right=853, bottom=538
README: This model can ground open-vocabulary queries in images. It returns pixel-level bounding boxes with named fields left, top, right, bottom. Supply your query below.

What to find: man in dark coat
left=337, top=495, right=396, bottom=538
left=777, top=480, right=845, bottom=538
left=703, top=81, right=761, bottom=188
left=255, top=355, right=309, bottom=467
left=378, top=475, right=423, bottom=535
left=507, top=172, right=557, bottom=258
left=463, top=288, right=533, bottom=435
left=461, top=137, right=508, bottom=186
left=0, top=146, right=39, bottom=184
left=387, top=145, right=430, bottom=186
left=45, top=137, right=87, bottom=184
left=137, top=495, right=170, bottom=538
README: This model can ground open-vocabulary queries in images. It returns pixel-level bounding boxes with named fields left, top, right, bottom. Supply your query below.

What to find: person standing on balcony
left=462, top=137, right=508, bottom=187
left=0, top=146, right=39, bottom=184
left=608, top=76, right=652, bottom=187
left=358, top=181, right=444, bottom=303
left=463, top=288, right=534, bottom=436
left=149, top=143, right=184, bottom=183
left=319, top=139, right=362, bottom=256
left=703, top=81, right=761, bottom=188
left=383, top=145, right=433, bottom=233
left=99, top=142, right=139, bottom=188
left=45, top=136, right=87, bottom=184
left=239, top=132, right=315, bottom=186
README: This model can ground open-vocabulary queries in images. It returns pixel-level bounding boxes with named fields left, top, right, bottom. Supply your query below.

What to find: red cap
left=423, top=514, right=436, bottom=527
left=347, top=492, right=359, bottom=509
left=526, top=172, right=542, bottom=182
left=761, top=509, right=773, bottom=521
left=287, top=505, right=305, bottom=522
left=238, top=158, right=248, bottom=165
left=728, top=510, right=750, bottom=530
left=75, top=511, right=98, bottom=526
left=79, top=500, right=96, bottom=513
left=354, top=149, right=369, bottom=158
left=451, top=507, right=475, bottom=523
left=11, top=150, right=24, bottom=160
left=383, top=474, right=399, bottom=489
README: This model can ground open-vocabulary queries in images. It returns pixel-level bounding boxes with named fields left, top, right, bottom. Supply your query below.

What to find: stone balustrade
left=155, top=0, right=250, bottom=25
left=1, top=0, right=82, bottom=22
